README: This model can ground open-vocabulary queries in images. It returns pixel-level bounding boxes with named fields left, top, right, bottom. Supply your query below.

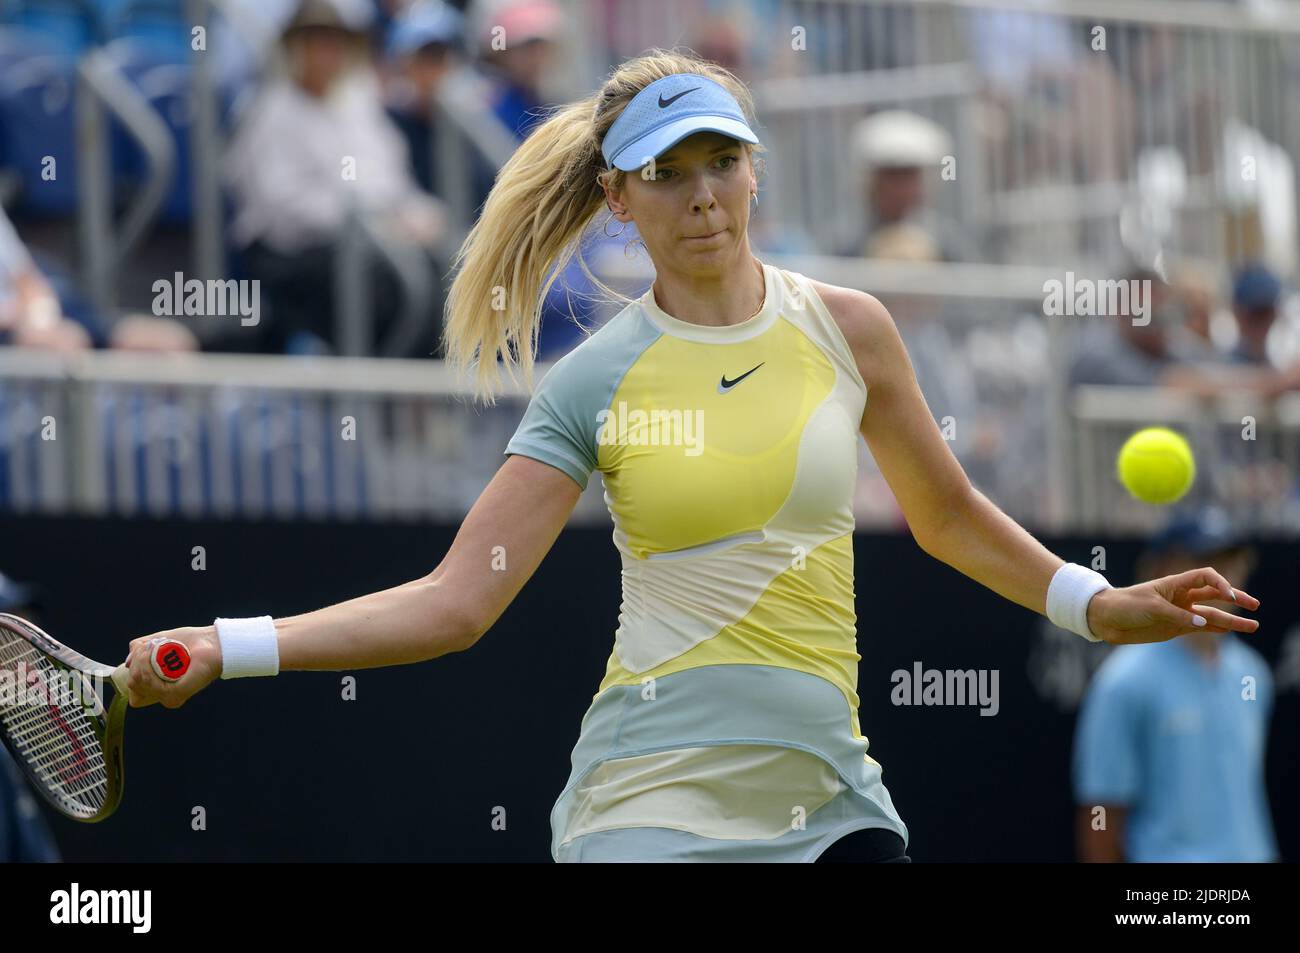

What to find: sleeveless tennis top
left=505, top=259, right=909, bottom=861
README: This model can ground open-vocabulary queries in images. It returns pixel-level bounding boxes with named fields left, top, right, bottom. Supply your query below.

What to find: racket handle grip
left=112, top=639, right=193, bottom=696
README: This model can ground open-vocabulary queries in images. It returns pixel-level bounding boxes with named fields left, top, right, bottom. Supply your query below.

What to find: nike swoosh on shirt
left=718, top=363, right=765, bottom=393
left=659, top=88, right=700, bottom=108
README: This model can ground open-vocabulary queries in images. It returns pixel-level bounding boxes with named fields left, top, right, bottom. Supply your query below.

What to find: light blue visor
left=601, top=73, right=760, bottom=172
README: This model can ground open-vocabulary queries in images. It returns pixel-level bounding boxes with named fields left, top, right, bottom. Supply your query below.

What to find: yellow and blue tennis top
left=505, top=260, right=909, bottom=861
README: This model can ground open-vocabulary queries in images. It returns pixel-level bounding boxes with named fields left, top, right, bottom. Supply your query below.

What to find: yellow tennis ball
left=1117, top=427, right=1196, bottom=504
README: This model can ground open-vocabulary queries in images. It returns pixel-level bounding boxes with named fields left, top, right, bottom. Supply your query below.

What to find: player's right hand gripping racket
left=0, top=612, right=191, bottom=822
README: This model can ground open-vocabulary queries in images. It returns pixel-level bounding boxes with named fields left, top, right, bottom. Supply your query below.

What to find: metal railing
left=1071, top=385, right=1300, bottom=534
left=0, top=350, right=580, bottom=522
left=334, top=205, right=446, bottom=358
left=0, top=254, right=1066, bottom=528
left=3, top=343, right=1299, bottom=533
left=75, top=45, right=177, bottom=314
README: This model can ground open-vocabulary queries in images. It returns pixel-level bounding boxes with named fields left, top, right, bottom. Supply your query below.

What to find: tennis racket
left=0, top=612, right=191, bottom=822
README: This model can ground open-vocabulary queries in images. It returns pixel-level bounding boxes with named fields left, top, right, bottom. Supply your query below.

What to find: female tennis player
left=121, top=51, right=1260, bottom=863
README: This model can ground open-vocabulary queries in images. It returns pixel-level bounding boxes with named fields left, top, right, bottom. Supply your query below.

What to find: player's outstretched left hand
left=1086, top=567, right=1260, bottom=645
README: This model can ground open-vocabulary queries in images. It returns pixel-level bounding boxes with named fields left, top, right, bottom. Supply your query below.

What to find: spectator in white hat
left=837, top=110, right=972, bottom=262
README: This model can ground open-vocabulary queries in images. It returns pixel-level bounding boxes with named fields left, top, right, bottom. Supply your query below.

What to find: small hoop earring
left=750, top=191, right=759, bottom=213
left=603, top=215, right=627, bottom=238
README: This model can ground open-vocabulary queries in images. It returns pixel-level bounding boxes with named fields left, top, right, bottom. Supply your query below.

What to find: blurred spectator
left=1, top=204, right=197, bottom=354
left=371, top=0, right=410, bottom=36
left=224, top=0, right=452, bottom=356
left=1059, top=266, right=1299, bottom=397
left=0, top=203, right=89, bottom=352
left=212, top=0, right=299, bottom=99
left=837, top=110, right=970, bottom=261
left=1229, top=263, right=1283, bottom=366
left=968, top=3, right=1135, bottom=190
left=1167, top=262, right=1226, bottom=364
left=966, top=0, right=1079, bottom=94
left=1068, top=268, right=1190, bottom=388
left=1159, top=262, right=1300, bottom=397
left=472, top=0, right=562, bottom=141
left=690, top=14, right=748, bottom=78
left=0, top=571, right=60, bottom=863
left=1073, top=507, right=1277, bottom=862
left=592, top=0, right=789, bottom=78
left=382, top=0, right=495, bottom=213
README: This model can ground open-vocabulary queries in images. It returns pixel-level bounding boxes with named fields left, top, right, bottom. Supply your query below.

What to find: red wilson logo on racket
left=149, top=640, right=191, bottom=682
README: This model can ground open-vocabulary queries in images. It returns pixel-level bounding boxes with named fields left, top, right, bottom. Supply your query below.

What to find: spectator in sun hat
left=473, top=0, right=564, bottom=141
left=1072, top=505, right=1277, bottom=862
left=836, top=109, right=973, bottom=261
left=223, top=0, right=453, bottom=355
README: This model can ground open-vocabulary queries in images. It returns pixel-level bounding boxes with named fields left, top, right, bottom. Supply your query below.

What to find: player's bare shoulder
left=805, top=278, right=898, bottom=385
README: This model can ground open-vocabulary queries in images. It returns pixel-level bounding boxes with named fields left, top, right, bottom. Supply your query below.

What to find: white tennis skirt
left=550, top=664, right=910, bottom=862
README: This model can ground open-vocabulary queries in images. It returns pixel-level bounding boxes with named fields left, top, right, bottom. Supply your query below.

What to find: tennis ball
left=1116, top=427, right=1196, bottom=504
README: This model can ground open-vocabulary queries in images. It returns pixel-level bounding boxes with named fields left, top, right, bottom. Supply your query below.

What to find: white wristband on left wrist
left=1046, top=563, right=1110, bottom=642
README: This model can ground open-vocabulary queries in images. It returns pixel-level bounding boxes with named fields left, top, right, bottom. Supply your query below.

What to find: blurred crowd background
left=1, top=0, right=1300, bottom=534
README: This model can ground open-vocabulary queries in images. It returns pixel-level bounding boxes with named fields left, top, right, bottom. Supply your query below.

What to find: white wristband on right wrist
left=214, top=616, right=280, bottom=678
left=1046, top=563, right=1111, bottom=642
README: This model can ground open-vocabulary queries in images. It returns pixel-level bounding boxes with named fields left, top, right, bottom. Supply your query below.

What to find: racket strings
left=0, top=632, right=110, bottom=817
